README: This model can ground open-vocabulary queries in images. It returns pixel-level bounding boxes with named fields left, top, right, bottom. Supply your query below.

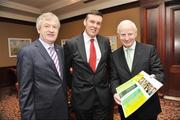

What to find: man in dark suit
left=64, top=10, right=113, bottom=120
left=111, top=20, right=165, bottom=120
left=16, top=12, right=68, bottom=120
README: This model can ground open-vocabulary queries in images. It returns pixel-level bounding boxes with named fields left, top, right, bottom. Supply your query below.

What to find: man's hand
left=113, top=93, right=121, bottom=105
left=150, top=74, right=156, bottom=79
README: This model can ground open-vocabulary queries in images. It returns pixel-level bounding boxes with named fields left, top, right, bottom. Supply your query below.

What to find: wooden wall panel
left=140, top=0, right=180, bottom=97
left=166, top=5, right=180, bottom=96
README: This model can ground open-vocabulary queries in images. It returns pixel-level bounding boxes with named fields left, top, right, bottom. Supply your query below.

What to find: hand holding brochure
left=116, top=71, right=163, bottom=118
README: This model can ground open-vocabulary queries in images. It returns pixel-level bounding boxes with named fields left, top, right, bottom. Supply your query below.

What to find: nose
left=124, top=34, right=130, bottom=40
left=49, top=26, right=54, bottom=32
left=93, top=23, right=98, bottom=28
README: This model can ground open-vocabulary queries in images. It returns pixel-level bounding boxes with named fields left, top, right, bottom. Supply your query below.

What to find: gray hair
left=117, top=20, right=137, bottom=34
left=36, top=12, right=60, bottom=30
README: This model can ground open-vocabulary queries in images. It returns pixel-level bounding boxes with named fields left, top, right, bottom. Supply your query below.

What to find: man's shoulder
left=19, top=39, right=39, bottom=53
left=97, top=34, right=108, bottom=40
left=112, top=47, right=123, bottom=55
left=22, top=40, right=36, bottom=49
left=67, top=35, right=82, bottom=43
left=137, top=42, right=154, bottom=50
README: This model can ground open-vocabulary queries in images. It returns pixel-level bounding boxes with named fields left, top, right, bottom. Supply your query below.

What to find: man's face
left=37, top=19, right=59, bottom=44
left=83, top=14, right=102, bottom=38
left=119, top=25, right=137, bottom=48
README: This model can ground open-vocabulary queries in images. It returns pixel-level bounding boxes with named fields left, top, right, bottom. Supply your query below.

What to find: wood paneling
left=166, top=4, right=180, bottom=96
left=0, top=21, right=38, bottom=67
left=140, top=0, right=180, bottom=97
left=140, top=0, right=165, bottom=64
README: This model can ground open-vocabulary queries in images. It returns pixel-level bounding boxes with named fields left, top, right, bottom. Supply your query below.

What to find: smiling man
left=111, top=20, right=165, bottom=120
left=64, top=10, right=113, bottom=120
left=17, top=12, right=68, bottom=120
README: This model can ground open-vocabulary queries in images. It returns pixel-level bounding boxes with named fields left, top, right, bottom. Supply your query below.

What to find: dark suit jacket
left=17, top=39, right=68, bottom=120
left=111, top=42, right=165, bottom=119
left=64, top=34, right=112, bottom=110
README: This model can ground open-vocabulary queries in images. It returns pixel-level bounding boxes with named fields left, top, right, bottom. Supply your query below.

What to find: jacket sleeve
left=64, top=40, right=73, bottom=88
left=150, top=46, right=165, bottom=83
left=16, top=48, right=36, bottom=120
left=110, top=54, right=121, bottom=95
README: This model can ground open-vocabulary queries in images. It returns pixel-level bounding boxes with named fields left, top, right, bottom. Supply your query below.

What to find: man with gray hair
left=17, top=12, right=68, bottom=120
left=111, top=20, right=165, bottom=120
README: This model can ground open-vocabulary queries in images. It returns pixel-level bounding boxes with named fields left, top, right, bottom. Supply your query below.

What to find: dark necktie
left=49, top=46, right=62, bottom=78
left=89, top=39, right=96, bottom=72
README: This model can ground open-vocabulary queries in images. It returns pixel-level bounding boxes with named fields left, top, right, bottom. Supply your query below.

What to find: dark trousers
left=75, top=99, right=112, bottom=120
left=119, top=106, right=157, bottom=120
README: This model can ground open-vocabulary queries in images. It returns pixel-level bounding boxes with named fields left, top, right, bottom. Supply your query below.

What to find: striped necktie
left=49, top=46, right=62, bottom=78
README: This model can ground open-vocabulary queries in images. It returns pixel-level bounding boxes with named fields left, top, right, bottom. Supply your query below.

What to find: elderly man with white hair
left=111, top=20, right=165, bottom=120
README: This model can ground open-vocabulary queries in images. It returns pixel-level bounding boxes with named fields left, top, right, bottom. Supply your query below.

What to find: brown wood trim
left=0, top=17, right=35, bottom=26
left=170, top=65, right=180, bottom=73
left=167, top=5, right=180, bottom=66
left=61, top=1, right=140, bottom=24
left=0, top=66, right=16, bottom=69
left=165, top=0, right=180, bottom=6
left=140, top=0, right=163, bottom=8
left=140, top=0, right=166, bottom=65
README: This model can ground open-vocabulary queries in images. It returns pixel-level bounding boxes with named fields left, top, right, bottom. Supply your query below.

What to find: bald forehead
left=118, top=20, right=137, bottom=33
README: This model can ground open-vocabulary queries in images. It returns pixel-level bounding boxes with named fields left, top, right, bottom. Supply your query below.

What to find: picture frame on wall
left=8, top=38, right=31, bottom=57
left=106, top=36, right=117, bottom=52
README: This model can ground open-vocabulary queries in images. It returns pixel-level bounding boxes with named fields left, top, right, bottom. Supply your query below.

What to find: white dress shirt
left=39, top=38, right=54, bottom=56
left=83, top=31, right=101, bottom=68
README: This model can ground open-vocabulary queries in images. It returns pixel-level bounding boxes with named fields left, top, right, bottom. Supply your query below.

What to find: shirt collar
left=39, top=38, right=54, bottom=50
left=123, top=41, right=136, bottom=51
left=83, top=31, right=97, bottom=43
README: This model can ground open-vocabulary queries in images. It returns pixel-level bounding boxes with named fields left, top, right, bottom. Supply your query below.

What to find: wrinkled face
left=83, top=14, right=102, bottom=38
left=119, top=24, right=137, bottom=48
left=37, top=19, right=59, bottom=44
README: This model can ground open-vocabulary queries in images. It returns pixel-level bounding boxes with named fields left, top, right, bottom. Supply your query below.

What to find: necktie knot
left=90, top=39, right=94, bottom=43
left=126, top=48, right=132, bottom=52
left=49, top=46, right=54, bottom=51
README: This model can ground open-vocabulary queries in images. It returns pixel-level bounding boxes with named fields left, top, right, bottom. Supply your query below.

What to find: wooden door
left=165, top=3, right=180, bottom=97
left=140, top=0, right=180, bottom=97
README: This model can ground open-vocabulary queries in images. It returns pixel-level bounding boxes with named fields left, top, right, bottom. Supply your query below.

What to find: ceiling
left=0, top=0, right=137, bottom=23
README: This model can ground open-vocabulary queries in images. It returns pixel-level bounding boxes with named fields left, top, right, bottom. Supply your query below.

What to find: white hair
left=36, top=12, right=60, bottom=30
left=117, top=20, right=137, bottom=34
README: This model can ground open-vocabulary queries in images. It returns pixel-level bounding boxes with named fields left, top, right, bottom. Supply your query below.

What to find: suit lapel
left=131, top=43, right=142, bottom=73
left=95, top=36, right=104, bottom=71
left=35, top=40, right=59, bottom=76
left=118, top=47, right=130, bottom=72
left=76, top=35, right=89, bottom=63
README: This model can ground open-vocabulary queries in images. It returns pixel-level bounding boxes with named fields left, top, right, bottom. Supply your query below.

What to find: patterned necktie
left=49, top=46, right=62, bottom=78
left=126, top=48, right=133, bottom=71
left=89, top=39, right=96, bottom=72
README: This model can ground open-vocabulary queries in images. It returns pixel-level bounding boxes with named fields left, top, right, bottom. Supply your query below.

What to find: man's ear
left=83, top=19, right=86, bottom=26
left=134, top=32, right=137, bottom=38
left=37, top=28, right=40, bottom=34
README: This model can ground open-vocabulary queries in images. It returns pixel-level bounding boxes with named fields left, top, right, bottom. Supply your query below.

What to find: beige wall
left=0, top=22, right=38, bottom=67
left=0, top=7, right=140, bottom=67
left=59, top=7, right=141, bottom=47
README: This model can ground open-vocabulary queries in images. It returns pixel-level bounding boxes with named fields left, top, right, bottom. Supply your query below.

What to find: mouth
left=90, top=28, right=97, bottom=33
left=47, top=34, right=55, bottom=37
